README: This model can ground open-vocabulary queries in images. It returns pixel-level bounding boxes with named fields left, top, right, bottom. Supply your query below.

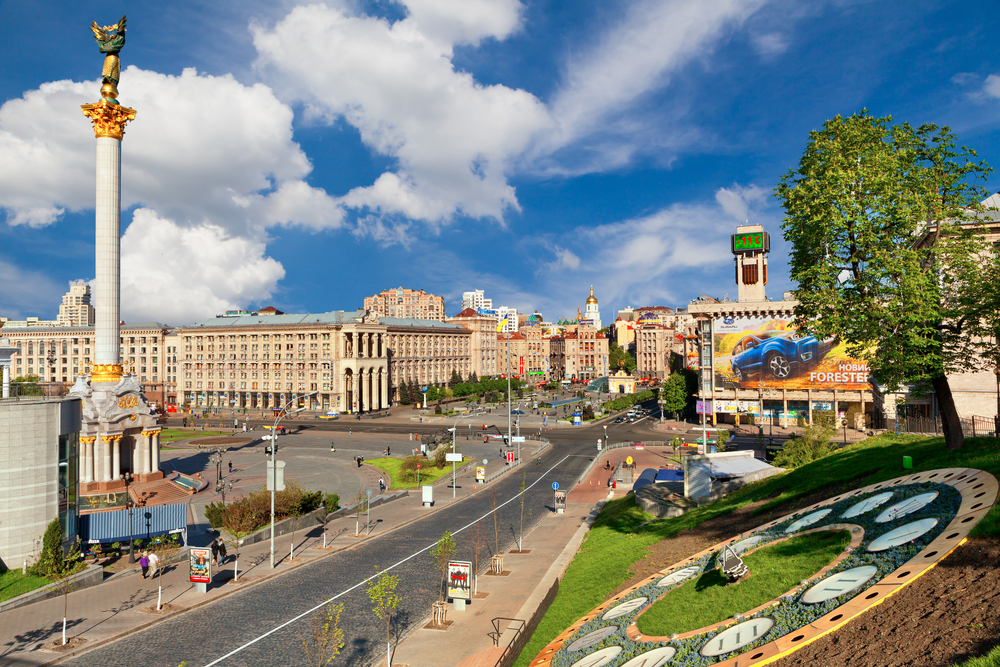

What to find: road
left=60, top=424, right=614, bottom=667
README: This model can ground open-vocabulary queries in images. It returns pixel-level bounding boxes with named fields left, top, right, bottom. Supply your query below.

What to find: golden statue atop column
left=81, top=15, right=136, bottom=141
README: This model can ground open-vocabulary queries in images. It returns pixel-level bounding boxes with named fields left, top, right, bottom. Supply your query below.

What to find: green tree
left=431, top=530, right=456, bottom=603
left=32, top=518, right=68, bottom=577
left=12, top=374, right=42, bottom=396
left=777, top=110, right=997, bottom=450
left=468, top=371, right=478, bottom=384
left=449, top=370, right=462, bottom=388
left=299, top=603, right=345, bottom=667
left=367, top=568, right=401, bottom=667
left=608, top=341, right=636, bottom=374
left=660, top=372, right=687, bottom=418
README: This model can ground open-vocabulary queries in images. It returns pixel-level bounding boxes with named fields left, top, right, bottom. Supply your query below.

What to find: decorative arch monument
left=70, top=16, right=162, bottom=493
left=529, top=468, right=997, bottom=667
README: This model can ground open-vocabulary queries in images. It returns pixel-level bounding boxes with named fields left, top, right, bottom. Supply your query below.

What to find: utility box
left=422, top=485, right=433, bottom=507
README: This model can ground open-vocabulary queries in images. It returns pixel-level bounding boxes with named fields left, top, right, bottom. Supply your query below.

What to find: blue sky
left=2, top=0, right=999, bottom=326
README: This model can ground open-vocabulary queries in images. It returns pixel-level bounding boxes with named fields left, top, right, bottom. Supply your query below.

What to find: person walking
left=386, top=445, right=390, bottom=456
left=140, top=551, right=150, bottom=579
left=228, top=460, right=233, bottom=474
left=378, top=477, right=385, bottom=493
left=211, top=538, right=220, bottom=566
left=330, top=440, right=336, bottom=452
left=217, top=539, right=228, bottom=565
left=148, top=550, right=159, bottom=578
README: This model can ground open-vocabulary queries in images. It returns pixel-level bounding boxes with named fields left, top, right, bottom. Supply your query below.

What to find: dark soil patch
left=772, top=538, right=1000, bottom=667
left=45, top=636, right=87, bottom=652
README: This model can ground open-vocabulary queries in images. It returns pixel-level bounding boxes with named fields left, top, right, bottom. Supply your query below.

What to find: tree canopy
left=608, top=341, right=636, bottom=374
left=776, top=110, right=998, bottom=449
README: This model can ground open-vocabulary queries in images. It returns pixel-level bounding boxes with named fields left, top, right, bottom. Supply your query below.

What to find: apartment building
left=363, top=287, right=446, bottom=322
left=447, top=308, right=498, bottom=378
left=548, top=326, right=608, bottom=382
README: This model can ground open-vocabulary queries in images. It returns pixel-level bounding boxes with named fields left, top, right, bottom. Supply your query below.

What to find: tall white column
left=136, top=432, right=148, bottom=474
left=95, top=136, right=122, bottom=372
left=1, top=363, right=8, bottom=399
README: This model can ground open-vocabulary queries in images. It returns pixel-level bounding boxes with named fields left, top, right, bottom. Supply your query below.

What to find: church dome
left=586, top=286, right=598, bottom=304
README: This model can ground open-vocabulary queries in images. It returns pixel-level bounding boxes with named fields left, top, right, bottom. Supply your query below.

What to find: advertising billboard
left=447, top=560, right=472, bottom=601
left=189, top=547, right=212, bottom=583
left=714, top=316, right=870, bottom=390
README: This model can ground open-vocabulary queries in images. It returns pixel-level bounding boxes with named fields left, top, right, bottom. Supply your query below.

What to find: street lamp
left=450, top=409, right=483, bottom=498
left=994, top=366, right=1000, bottom=438
left=120, top=472, right=136, bottom=563
left=269, top=390, right=318, bottom=568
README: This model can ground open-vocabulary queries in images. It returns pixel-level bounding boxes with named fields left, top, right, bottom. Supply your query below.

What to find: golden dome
left=586, top=286, right=598, bottom=304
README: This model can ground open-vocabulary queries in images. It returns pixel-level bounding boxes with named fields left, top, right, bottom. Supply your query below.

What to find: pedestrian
left=330, top=440, right=336, bottom=452
left=211, top=538, right=220, bottom=565
left=349, top=428, right=352, bottom=436
left=140, top=551, right=150, bottom=579
left=383, top=447, right=388, bottom=457
left=228, top=460, right=233, bottom=474
left=148, top=550, right=159, bottom=578
left=386, top=445, right=390, bottom=456
left=379, top=477, right=385, bottom=493
left=234, top=418, right=238, bottom=429
left=218, top=539, right=228, bottom=565
left=182, top=417, right=187, bottom=427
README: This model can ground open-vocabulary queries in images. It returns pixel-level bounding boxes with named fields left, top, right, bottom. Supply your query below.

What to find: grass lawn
left=956, top=645, right=1000, bottom=666
left=636, top=530, right=850, bottom=636
left=0, top=569, right=54, bottom=603
left=159, top=429, right=233, bottom=443
left=513, top=433, right=1000, bottom=666
left=365, top=456, right=470, bottom=489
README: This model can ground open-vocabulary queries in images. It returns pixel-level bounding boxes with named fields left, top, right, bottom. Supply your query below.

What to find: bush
left=323, top=493, right=340, bottom=512
left=434, top=442, right=460, bottom=469
left=221, top=479, right=317, bottom=535
left=581, top=404, right=595, bottom=420
left=300, top=490, right=323, bottom=514
left=773, top=425, right=832, bottom=468
left=205, top=501, right=226, bottom=529
left=400, top=455, right=421, bottom=483
left=603, top=390, right=655, bottom=413
left=30, top=519, right=66, bottom=577
left=435, top=403, right=442, bottom=415
left=715, top=428, right=730, bottom=450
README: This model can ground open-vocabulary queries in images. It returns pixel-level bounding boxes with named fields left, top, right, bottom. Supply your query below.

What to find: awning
left=80, top=502, right=187, bottom=545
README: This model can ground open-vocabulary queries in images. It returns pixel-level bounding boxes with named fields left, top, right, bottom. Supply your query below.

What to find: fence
left=0, top=381, right=70, bottom=401
left=496, top=579, right=560, bottom=667
left=871, top=413, right=999, bottom=438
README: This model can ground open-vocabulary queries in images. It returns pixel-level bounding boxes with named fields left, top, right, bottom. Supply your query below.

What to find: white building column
left=102, top=435, right=113, bottom=481
left=80, top=437, right=94, bottom=483
left=151, top=430, right=160, bottom=472
left=380, top=371, right=387, bottom=410
left=112, top=437, right=121, bottom=479
left=137, top=431, right=149, bottom=474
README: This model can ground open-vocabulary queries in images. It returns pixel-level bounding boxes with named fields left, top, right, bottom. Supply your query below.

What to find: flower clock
left=529, top=468, right=997, bottom=667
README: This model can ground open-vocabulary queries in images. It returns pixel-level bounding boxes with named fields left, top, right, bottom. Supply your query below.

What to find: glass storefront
left=58, top=432, right=78, bottom=541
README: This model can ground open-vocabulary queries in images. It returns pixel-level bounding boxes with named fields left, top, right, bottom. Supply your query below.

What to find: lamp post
left=269, top=390, right=318, bottom=568
left=450, top=409, right=482, bottom=498
left=120, top=472, right=136, bottom=563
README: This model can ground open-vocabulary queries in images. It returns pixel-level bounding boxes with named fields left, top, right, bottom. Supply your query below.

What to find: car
left=510, top=409, right=526, bottom=415
left=730, top=331, right=819, bottom=381
left=614, top=416, right=625, bottom=423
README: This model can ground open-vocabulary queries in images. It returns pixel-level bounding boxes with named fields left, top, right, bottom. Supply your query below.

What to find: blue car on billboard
left=730, top=331, right=819, bottom=381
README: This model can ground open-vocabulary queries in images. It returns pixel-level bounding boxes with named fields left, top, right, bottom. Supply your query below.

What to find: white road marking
left=203, top=455, right=572, bottom=666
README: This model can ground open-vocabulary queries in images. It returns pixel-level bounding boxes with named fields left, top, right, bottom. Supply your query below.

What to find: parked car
left=730, top=331, right=818, bottom=381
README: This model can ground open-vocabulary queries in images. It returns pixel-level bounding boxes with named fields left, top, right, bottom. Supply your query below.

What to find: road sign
left=626, top=456, right=633, bottom=465
left=552, top=481, right=559, bottom=490
left=366, top=488, right=373, bottom=497
left=482, top=458, right=489, bottom=465
left=446, top=452, right=462, bottom=462
left=266, top=460, right=285, bottom=491
left=512, top=436, right=525, bottom=443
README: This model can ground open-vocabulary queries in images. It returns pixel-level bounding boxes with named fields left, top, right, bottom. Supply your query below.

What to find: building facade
left=364, top=287, right=446, bottom=321
left=447, top=308, right=498, bottom=378
left=548, top=327, right=608, bottom=382
left=582, top=287, right=602, bottom=329
left=383, top=318, right=471, bottom=398
left=0, top=324, right=169, bottom=407
left=0, top=396, right=81, bottom=569
left=522, top=324, right=551, bottom=382
left=1, top=281, right=95, bottom=329
left=169, top=310, right=389, bottom=414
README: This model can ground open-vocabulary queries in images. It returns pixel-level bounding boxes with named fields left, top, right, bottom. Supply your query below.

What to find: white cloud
left=715, top=184, right=768, bottom=222
left=400, top=0, right=524, bottom=46
left=553, top=246, right=580, bottom=270
left=120, top=209, right=285, bottom=324
left=252, top=3, right=552, bottom=228
left=0, top=67, right=339, bottom=235
left=984, top=74, right=1000, bottom=99
left=542, top=0, right=768, bottom=160
left=751, top=32, right=789, bottom=57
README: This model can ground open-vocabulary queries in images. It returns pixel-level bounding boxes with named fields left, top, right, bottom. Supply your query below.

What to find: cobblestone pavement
left=51, top=443, right=594, bottom=667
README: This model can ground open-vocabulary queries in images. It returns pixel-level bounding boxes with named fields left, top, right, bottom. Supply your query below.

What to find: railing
left=871, top=413, right=999, bottom=438
left=0, top=382, right=70, bottom=401
left=490, top=617, right=526, bottom=667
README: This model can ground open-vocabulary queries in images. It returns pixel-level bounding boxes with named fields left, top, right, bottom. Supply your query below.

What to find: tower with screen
left=732, top=224, right=770, bottom=302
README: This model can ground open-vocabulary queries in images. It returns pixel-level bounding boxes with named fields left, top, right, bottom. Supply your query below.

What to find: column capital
left=81, top=100, right=136, bottom=140
left=80, top=436, right=97, bottom=444
left=101, top=434, right=123, bottom=443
